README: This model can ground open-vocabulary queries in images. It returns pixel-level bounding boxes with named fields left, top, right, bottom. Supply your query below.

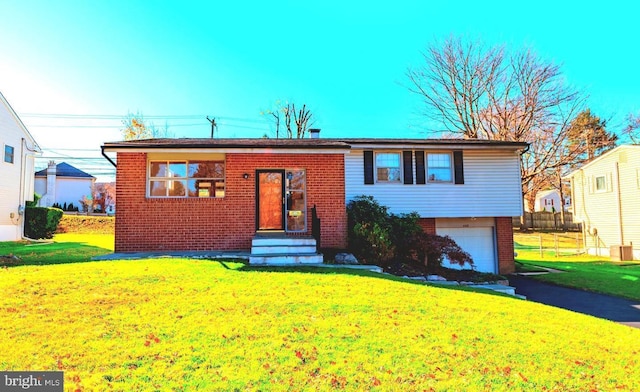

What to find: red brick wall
left=495, top=217, right=515, bottom=274
left=418, top=218, right=436, bottom=234
left=114, top=152, right=347, bottom=252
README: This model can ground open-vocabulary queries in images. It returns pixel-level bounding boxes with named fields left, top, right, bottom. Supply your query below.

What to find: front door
left=256, top=170, right=285, bottom=230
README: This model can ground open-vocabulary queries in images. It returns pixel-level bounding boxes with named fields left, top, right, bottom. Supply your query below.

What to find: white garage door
left=436, top=227, right=496, bottom=273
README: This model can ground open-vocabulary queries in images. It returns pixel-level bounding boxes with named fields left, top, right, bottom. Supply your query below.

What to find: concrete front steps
left=249, top=234, right=323, bottom=265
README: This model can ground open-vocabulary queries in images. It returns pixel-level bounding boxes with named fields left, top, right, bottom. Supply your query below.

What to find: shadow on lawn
left=228, top=262, right=503, bottom=295
left=0, top=241, right=112, bottom=268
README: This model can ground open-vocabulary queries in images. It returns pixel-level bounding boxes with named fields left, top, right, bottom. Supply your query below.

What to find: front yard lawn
left=1, top=258, right=639, bottom=390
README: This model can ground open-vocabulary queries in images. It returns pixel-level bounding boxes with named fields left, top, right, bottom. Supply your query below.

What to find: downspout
left=614, top=162, right=624, bottom=245
left=101, top=146, right=117, bottom=168
left=19, top=138, right=48, bottom=242
left=18, top=138, right=26, bottom=237
left=519, top=143, right=531, bottom=229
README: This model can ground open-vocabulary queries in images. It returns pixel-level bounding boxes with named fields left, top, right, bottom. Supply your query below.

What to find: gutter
left=19, top=138, right=48, bottom=242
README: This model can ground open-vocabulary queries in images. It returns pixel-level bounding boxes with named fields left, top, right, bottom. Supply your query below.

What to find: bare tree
left=93, top=182, right=116, bottom=213
left=262, top=101, right=315, bottom=138
left=121, top=112, right=170, bottom=140
left=407, top=36, right=593, bottom=228
left=622, top=112, right=640, bottom=144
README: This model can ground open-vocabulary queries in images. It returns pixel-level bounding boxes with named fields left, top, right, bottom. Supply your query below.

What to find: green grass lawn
left=516, top=249, right=640, bottom=301
left=0, top=233, right=113, bottom=266
left=514, top=231, right=640, bottom=301
left=1, top=254, right=639, bottom=390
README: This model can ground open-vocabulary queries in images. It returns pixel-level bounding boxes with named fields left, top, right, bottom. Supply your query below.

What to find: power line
left=20, top=113, right=268, bottom=124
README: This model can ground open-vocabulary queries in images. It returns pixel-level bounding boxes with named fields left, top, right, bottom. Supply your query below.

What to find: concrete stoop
left=249, top=253, right=324, bottom=265
left=249, top=235, right=322, bottom=265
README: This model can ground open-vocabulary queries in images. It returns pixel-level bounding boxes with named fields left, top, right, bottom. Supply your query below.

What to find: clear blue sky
left=1, top=1, right=638, bottom=180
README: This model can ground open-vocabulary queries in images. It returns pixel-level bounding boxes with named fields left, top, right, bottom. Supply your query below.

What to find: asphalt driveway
left=509, top=275, right=640, bottom=328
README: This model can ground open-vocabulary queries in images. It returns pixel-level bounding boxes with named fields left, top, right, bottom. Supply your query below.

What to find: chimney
left=44, top=161, right=56, bottom=207
left=309, top=128, right=320, bottom=139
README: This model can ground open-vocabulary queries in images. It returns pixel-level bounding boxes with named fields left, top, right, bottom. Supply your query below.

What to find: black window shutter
left=415, top=150, right=426, bottom=184
left=453, top=150, right=464, bottom=184
left=363, top=151, right=374, bottom=185
left=403, top=151, right=413, bottom=184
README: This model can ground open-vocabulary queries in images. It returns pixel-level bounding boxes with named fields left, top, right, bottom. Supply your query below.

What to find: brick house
left=102, top=137, right=526, bottom=274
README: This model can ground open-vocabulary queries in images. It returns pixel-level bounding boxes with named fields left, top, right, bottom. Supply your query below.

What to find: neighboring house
left=102, top=136, right=526, bottom=274
left=531, top=189, right=570, bottom=212
left=565, top=145, right=640, bottom=260
left=0, top=91, right=41, bottom=241
left=35, top=161, right=96, bottom=211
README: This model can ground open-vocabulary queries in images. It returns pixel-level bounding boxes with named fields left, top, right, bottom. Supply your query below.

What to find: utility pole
left=206, top=116, right=217, bottom=138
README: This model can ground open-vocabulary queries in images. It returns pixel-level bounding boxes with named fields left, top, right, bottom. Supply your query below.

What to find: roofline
left=102, top=138, right=528, bottom=152
left=337, top=138, right=528, bottom=148
left=102, top=147, right=351, bottom=155
left=563, top=144, right=640, bottom=179
left=0, top=91, right=41, bottom=152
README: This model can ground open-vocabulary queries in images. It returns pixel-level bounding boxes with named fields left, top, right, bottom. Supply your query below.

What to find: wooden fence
left=512, top=212, right=581, bottom=231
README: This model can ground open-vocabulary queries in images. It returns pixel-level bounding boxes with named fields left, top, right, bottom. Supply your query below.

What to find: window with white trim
left=4, top=145, right=14, bottom=164
left=148, top=160, right=225, bottom=198
left=375, top=152, right=401, bottom=182
left=427, top=153, right=452, bottom=182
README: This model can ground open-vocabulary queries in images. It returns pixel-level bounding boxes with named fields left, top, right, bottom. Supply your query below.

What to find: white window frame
left=375, top=152, right=402, bottom=183
left=426, top=152, right=453, bottom=183
left=148, top=159, right=225, bottom=198
left=4, top=144, right=14, bottom=164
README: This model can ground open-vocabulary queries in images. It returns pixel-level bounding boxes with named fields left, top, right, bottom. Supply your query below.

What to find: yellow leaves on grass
left=0, top=259, right=639, bottom=390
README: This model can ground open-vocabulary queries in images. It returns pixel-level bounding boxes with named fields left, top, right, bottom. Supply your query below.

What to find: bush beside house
left=24, top=194, right=63, bottom=239
left=347, top=195, right=473, bottom=274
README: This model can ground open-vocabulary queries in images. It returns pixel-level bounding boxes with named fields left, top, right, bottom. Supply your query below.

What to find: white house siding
left=36, top=177, right=94, bottom=211
left=345, top=148, right=523, bottom=217
left=570, top=146, right=640, bottom=259
left=0, top=93, right=38, bottom=241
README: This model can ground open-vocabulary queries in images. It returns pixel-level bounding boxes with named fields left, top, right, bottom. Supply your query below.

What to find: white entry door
left=436, top=227, right=497, bottom=273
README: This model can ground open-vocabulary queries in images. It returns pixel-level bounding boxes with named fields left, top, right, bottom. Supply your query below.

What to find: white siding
left=0, top=94, right=38, bottom=241
left=570, top=145, right=640, bottom=257
left=35, top=176, right=95, bottom=210
left=345, top=148, right=523, bottom=217
left=56, top=177, right=94, bottom=209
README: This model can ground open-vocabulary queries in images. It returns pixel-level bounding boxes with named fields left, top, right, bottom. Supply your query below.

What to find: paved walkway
left=509, top=275, right=640, bottom=328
